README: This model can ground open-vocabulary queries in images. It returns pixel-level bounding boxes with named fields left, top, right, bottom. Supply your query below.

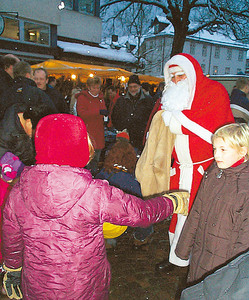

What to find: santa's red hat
left=35, top=114, right=89, bottom=168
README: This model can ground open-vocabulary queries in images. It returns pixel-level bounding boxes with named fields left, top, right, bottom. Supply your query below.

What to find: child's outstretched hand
left=0, top=152, right=25, bottom=183
left=3, top=264, right=23, bottom=299
left=164, top=192, right=190, bottom=216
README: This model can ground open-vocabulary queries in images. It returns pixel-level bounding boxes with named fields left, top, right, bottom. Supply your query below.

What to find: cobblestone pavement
left=0, top=219, right=188, bottom=300
left=107, top=219, right=188, bottom=300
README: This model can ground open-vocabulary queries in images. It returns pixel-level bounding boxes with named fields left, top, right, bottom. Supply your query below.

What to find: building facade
left=141, top=17, right=248, bottom=77
left=0, top=0, right=102, bottom=63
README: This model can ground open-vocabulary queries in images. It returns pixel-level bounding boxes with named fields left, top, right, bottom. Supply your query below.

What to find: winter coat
left=111, top=90, right=154, bottom=151
left=180, top=250, right=249, bottom=300
left=0, top=76, right=56, bottom=120
left=0, top=104, right=35, bottom=165
left=230, top=88, right=249, bottom=123
left=175, top=160, right=249, bottom=283
left=0, top=68, right=14, bottom=98
left=2, top=164, right=174, bottom=300
left=76, top=90, right=107, bottom=150
left=95, top=169, right=142, bottom=198
left=45, top=85, right=68, bottom=113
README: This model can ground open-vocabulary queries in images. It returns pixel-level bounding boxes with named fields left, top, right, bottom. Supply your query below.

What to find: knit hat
left=128, top=74, right=141, bottom=85
left=116, top=129, right=130, bottom=142
left=169, top=64, right=185, bottom=75
left=35, top=114, right=89, bottom=168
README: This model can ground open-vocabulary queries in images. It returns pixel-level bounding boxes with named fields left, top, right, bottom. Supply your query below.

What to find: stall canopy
left=31, top=59, right=164, bottom=85
left=31, top=59, right=133, bottom=81
left=137, top=74, right=164, bottom=85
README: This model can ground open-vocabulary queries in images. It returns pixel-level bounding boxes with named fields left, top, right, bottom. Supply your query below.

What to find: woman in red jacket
left=76, top=76, right=107, bottom=175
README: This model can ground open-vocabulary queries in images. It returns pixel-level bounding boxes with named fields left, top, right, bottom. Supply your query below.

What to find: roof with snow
left=57, top=41, right=137, bottom=63
left=146, top=23, right=249, bottom=49
left=154, top=15, right=170, bottom=24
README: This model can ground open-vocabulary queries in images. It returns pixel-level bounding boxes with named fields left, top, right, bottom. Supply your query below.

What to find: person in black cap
left=111, top=74, right=154, bottom=153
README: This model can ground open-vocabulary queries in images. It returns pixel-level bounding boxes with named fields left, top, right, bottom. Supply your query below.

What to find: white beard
left=161, top=79, right=190, bottom=112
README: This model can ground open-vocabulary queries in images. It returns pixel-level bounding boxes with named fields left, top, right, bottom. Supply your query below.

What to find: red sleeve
left=2, top=186, right=24, bottom=269
left=182, top=82, right=234, bottom=136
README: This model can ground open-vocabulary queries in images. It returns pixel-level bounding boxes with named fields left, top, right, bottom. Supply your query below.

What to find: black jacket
left=0, top=104, right=35, bottom=165
left=45, top=86, right=68, bottom=113
left=111, top=89, right=154, bottom=151
left=0, top=68, right=14, bottom=98
left=0, top=77, right=57, bottom=120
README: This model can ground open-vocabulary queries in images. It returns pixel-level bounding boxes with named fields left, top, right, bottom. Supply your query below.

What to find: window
left=154, top=24, right=160, bottom=34
left=202, top=45, right=207, bottom=57
left=213, top=66, right=218, bottom=74
left=201, top=64, right=206, bottom=73
left=0, top=15, right=19, bottom=40
left=225, top=67, right=230, bottom=74
left=238, top=50, right=243, bottom=61
left=63, top=0, right=97, bottom=16
left=214, top=46, right=220, bottom=58
left=227, top=49, right=232, bottom=60
left=63, top=0, right=73, bottom=9
left=24, top=21, right=49, bottom=45
left=0, top=15, right=50, bottom=46
left=190, top=42, right=195, bottom=55
left=79, top=0, right=95, bottom=15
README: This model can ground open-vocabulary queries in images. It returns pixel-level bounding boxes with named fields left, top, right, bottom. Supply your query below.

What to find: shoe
left=133, top=233, right=154, bottom=247
left=155, top=259, right=175, bottom=272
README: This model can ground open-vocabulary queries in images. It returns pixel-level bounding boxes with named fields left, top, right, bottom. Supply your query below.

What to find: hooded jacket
left=175, top=160, right=249, bottom=283
left=2, top=164, right=174, bottom=300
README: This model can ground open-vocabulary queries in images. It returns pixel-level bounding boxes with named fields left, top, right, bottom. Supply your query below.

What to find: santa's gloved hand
left=161, top=110, right=172, bottom=126
left=165, top=192, right=189, bottom=216
left=3, top=264, right=22, bottom=299
left=0, top=152, right=24, bottom=183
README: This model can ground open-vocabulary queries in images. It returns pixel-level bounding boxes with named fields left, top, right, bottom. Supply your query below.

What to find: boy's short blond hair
left=86, top=76, right=102, bottom=87
left=212, top=123, right=249, bottom=157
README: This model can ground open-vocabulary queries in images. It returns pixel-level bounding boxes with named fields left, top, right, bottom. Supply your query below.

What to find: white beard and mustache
left=161, top=79, right=191, bottom=112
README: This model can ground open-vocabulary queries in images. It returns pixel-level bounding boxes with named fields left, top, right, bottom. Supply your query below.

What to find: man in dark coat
left=0, top=54, right=20, bottom=98
left=0, top=61, right=56, bottom=120
left=111, top=74, right=154, bottom=152
left=230, top=77, right=249, bottom=123
left=0, top=103, right=55, bottom=165
left=33, top=68, right=68, bottom=113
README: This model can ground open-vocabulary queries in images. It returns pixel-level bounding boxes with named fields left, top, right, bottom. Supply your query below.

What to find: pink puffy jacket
left=2, top=164, right=173, bottom=300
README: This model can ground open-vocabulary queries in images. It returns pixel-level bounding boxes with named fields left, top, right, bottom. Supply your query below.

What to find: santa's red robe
left=162, top=53, right=234, bottom=265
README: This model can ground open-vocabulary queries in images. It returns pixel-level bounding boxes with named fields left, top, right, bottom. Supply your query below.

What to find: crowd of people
left=0, top=52, right=248, bottom=299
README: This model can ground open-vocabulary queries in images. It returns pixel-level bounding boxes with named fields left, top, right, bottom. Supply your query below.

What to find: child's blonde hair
left=212, top=123, right=249, bottom=158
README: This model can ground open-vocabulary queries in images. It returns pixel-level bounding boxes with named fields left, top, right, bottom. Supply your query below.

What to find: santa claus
left=136, top=53, right=234, bottom=270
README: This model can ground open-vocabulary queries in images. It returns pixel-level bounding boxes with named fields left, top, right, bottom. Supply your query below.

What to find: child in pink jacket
left=2, top=114, right=188, bottom=300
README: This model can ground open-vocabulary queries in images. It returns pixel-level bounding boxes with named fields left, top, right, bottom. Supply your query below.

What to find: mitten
left=0, top=152, right=25, bottom=182
left=164, top=192, right=189, bottom=216
left=3, top=264, right=22, bottom=299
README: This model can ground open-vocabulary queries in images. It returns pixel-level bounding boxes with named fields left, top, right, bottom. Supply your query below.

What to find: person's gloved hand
left=0, top=152, right=25, bottom=183
left=99, top=109, right=109, bottom=116
left=3, top=264, right=22, bottom=299
left=165, top=192, right=189, bottom=216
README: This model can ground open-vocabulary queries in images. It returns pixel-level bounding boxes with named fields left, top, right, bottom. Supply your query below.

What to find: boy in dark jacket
left=176, top=123, right=249, bottom=284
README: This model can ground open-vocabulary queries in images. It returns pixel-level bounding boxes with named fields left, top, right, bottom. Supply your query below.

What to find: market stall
left=31, top=59, right=133, bottom=83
